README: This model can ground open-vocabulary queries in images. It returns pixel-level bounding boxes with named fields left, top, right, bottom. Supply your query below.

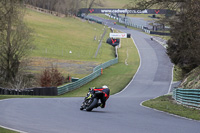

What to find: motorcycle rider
left=90, top=85, right=110, bottom=108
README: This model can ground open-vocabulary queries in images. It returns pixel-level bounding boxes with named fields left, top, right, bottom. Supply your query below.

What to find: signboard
left=80, top=8, right=174, bottom=14
left=106, top=38, right=120, bottom=47
left=110, top=33, right=131, bottom=38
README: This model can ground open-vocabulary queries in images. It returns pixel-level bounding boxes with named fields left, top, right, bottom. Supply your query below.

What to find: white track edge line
left=0, top=99, right=28, bottom=133
left=0, top=125, right=27, bottom=133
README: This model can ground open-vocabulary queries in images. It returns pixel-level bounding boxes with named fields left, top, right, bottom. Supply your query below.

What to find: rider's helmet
left=102, top=85, right=108, bottom=88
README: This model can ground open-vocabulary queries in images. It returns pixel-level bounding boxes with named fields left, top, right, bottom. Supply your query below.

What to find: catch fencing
left=173, top=88, right=200, bottom=108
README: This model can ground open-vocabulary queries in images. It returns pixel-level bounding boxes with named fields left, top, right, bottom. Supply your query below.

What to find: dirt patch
left=28, top=57, right=100, bottom=76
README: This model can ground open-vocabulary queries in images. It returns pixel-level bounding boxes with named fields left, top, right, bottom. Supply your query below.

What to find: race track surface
left=0, top=16, right=199, bottom=133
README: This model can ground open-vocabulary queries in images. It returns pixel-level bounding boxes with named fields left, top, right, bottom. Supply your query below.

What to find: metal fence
left=173, top=88, right=200, bottom=108
left=57, top=57, right=118, bottom=95
left=81, top=15, right=103, bottom=24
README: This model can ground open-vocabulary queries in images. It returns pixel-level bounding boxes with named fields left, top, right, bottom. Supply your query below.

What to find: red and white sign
left=110, top=33, right=127, bottom=38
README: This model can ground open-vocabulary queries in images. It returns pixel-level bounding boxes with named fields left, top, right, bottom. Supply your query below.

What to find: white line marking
left=0, top=125, right=28, bottom=133
left=0, top=99, right=28, bottom=133
left=168, top=65, right=175, bottom=94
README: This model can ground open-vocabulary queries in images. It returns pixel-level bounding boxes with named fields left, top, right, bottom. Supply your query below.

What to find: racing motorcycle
left=80, top=88, right=103, bottom=111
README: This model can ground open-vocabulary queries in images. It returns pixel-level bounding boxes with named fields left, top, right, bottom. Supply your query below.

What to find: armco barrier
left=82, top=15, right=103, bottom=24
left=173, top=88, right=200, bottom=108
left=57, top=57, right=118, bottom=95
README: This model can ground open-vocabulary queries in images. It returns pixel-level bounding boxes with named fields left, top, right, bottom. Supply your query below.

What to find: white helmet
left=102, top=85, right=108, bottom=88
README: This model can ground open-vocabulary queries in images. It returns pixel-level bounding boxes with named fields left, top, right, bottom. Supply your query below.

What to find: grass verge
left=173, top=65, right=183, bottom=82
left=24, top=9, right=115, bottom=78
left=142, top=95, right=200, bottom=120
left=0, top=127, right=17, bottom=133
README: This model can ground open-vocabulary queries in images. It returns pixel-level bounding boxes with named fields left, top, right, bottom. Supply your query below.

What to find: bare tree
left=0, top=0, right=33, bottom=84
left=25, top=0, right=104, bottom=16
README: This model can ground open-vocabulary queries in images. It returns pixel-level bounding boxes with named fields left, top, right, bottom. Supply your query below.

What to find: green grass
left=0, top=127, right=17, bottom=133
left=173, top=65, right=183, bottom=81
left=0, top=3, right=140, bottom=133
left=25, top=9, right=114, bottom=63
left=61, top=38, right=140, bottom=97
left=142, top=95, right=200, bottom=120
left=0, top=37, right=139, bottom=99
left=24, top=9, right=117, bottom=78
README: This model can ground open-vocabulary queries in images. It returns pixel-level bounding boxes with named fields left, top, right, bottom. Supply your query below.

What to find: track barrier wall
left=173, top=88, right=200, bottom=108
left=0, top=87, right=58, bottom=96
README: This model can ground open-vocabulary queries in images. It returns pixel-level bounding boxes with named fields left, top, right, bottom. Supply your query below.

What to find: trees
left=167, top=0, right=200, bottom=73
left=0, top=0, right=33, bottom=84
left=133, top=0, right=200, bottom=73
left=25, top=0, right=104, bottom=16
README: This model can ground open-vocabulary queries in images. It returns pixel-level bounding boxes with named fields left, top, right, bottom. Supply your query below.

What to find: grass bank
left=0, top=127, right=17, bottom=133
left=0, top=37, right=139, bottom=99
left=25, top=9, right=114, bottom=62
left=142, top=95, right=200, bottom=120
left=61, top=38, right=139, bottom=97
left=24, top=9, right=115, bottom=78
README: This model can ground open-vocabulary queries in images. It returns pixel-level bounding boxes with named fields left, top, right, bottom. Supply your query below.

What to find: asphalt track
left=0, top=16, right=200, bottom=133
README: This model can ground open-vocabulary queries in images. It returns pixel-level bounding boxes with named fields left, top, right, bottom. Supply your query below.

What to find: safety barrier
left=173, top=88, right=200, bottom=108
left=0, top=87, right=57, bottom=96
left=57, top=57, right=118, bottom=95
left=82, top=15, right=103, bottom=24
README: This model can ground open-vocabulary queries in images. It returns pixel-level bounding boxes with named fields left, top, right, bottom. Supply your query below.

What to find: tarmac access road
left=0, top=16, right=200, bottom=133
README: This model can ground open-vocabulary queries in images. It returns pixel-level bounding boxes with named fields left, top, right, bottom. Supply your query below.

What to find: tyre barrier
left=0, top=87, right=57, bottom=96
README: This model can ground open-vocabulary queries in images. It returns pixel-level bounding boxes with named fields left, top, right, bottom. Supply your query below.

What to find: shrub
left=39, top=66, right=64, bottom=87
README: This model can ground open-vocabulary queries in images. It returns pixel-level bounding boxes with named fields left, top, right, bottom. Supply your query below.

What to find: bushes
left=39, top=66, right=65, bottom=87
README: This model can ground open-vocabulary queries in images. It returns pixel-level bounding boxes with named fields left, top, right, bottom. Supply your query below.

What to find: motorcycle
left=80, top=88, right=103, bottom=111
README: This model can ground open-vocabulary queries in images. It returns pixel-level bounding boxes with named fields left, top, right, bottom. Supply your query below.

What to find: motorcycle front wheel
left=86, top=98, right=98, bottom=111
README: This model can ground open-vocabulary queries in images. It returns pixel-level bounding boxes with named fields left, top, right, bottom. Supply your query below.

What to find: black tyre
left=80, top=107, right=84, bottom=110
left=86, top=98, right=98, bottom=111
